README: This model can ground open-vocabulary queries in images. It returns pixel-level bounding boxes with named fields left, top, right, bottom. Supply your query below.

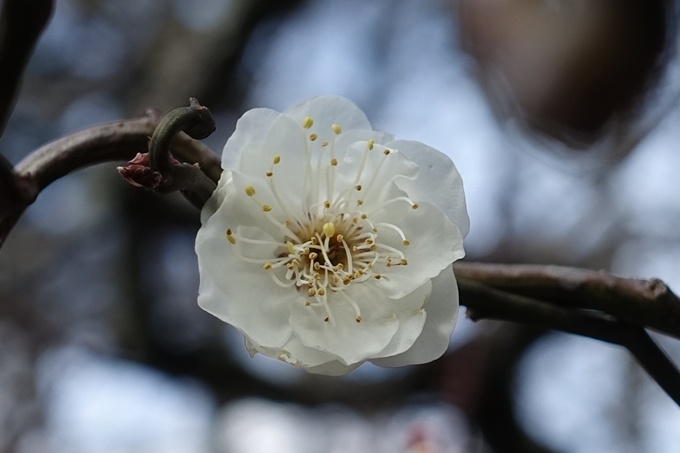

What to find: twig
left=455, top=262, right=680, bottom=339
left=148, top=98, right=216, bottom=175
left=139, top=98, right=217, bottom=207
left=458, top=277, right=680, bottom=406
left=0, top=0, right=54, bottom=136
left=0, top=109, right=219, bottom=247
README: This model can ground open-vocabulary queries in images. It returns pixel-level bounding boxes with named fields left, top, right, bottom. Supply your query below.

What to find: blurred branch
left=128, top=0, right=305, bottom=113
left=458, top=277, right=680, bottom=406
left=0, top=0, right=54, bottom=136
left=455, top=262, right=680, bottom=339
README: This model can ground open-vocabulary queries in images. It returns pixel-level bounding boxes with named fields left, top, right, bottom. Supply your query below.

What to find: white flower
left=195, top=96, right=468, bottom=375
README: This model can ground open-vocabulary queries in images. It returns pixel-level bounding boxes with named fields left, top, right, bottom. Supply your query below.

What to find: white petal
left=372, top=265, right=459, bottom=367
left=369, top=279, right=431, bottom=359
left=196, top=221, right=293, bottom=348
left=283, top=95, right=372, bottom=146
left=237, top=114, right=309, bottom=202
left=290, top=281, right=399, bottom=366
left=223, top=108, right=281, bottom=169
left=387, top=140, right=470, bottom=238
left=370, top=200, right=465, bottom=298
left=306, top=360, right=361, bottom=376
left=335, top=142, right=418, bottom=210
left=247, top=332, right=341, bottom=368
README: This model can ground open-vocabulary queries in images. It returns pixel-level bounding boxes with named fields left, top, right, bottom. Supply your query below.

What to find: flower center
left=225, top=117, right=419, bottom=325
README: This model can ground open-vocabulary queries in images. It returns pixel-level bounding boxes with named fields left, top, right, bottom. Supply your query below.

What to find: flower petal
left=372, top=265, right=459, bottom=367
left=247, top=332, right=342, bottom=368
left=369, top=279, right=431, bottom=359
left=306, top=360, right=361, bottom=376
left=387, top=140, right=470, bottom=237
left=283, top=95, right=372, bottom=146
left=290, top=281, right=399, bottom=366
left=223, top=108, right=281, bottom=169
left=196, top=220, right=293, bottom=348
left=370, top=200, right=465, bottom=298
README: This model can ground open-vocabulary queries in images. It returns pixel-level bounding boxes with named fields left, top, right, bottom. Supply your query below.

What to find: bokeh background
left=1, top=0, right=680, bottom=452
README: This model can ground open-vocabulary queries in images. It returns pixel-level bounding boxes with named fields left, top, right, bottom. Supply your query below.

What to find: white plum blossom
left=195, top=96, right=469, bottom=375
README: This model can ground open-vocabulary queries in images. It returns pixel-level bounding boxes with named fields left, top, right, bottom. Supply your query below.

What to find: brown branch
left=458, top=277, right=680, bottom=406
left=0, top=109, right=219, bottom=248
left=455, top=262, right=680, bottom=340
left=0, top=0, right=54, bottom=136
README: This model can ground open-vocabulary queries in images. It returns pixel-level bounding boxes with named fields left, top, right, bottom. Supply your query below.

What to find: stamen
left=303, top=117, right=314, bottom=129
left=245, top=185, right=256, bottom=197
left=331, top=124, right=342, bottom=134
left=310, top=133, right=318, bottom=141
left=272, top=155, right=281, bottom=165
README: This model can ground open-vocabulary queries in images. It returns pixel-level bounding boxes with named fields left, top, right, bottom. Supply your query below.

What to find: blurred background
left=1, top=0, right=680, bottom=451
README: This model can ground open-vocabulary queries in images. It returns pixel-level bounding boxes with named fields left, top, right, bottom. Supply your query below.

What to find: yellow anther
left=285, top=219, right=291, bottom=225
left=272, top=155, right=281, bottom=165
left=336, top=234, right=344, bottom=242
left=286, top=241, right=295, bottom=254
left=263, top=262, right=272, bottom=270
left=308, top=288, right=316, bottom=296
left=352, top=217, right=358, bottom=224
left=355, top=316, right=362, bottom=323
left=308, top=252, right=318, bottom=260
left=245, top=185, right=256, bottom=197
left=305, top=301, right=311, bottom=307
left=303, top=116, right=314, bottom=129
left=309, top=133, right=318, bottom=141
left=357, top=199, right=364, bottom=206
left=355, top=184, right=362, bottom=191
left=317, top=288, right=326, bottom=296
left=361, top=213, right=367, bottom=219
left=343, top=277, right=351, bottom=285
left=314, top=262, right=321, bottom=270
left=400, top=259, right=408, bottom=265
left=402, top=239, right=410, bottom=246
left=226, top=230, right=236, bottom=244
left=265, top=171, right=273, bottom=177
left=330, top=158, right=338, bottom=166
left=367, top=139, right=375, bottom=150
left=331, top=124, right=342, bottom=135
left=321, top=141, right=328, bottom=147
left=323, top=222, right=336, bottom=238
left=384, top=149, right=391, bottom=155
left=324, top=200, right=331, bottom=209
left=262, top=205, right=272, bottom=212
left=311, top=237, right=318, bottom=245
left=412, top=203, right=419, bottom=209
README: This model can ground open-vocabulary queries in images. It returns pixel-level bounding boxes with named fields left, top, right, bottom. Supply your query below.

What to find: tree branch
left=458, top=277, right=680, bottom=406
left=0, top=0, right=54, bottom=136
left=455, top=262, right=680, bottom=339
left=0, top=108, right=219, bottom=247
